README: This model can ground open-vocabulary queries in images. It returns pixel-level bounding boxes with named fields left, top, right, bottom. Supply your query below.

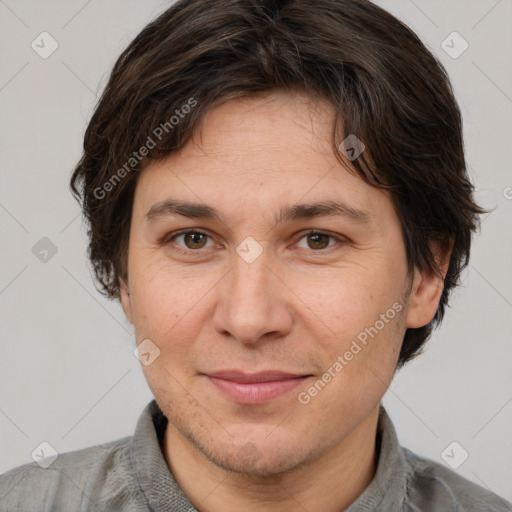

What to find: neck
left=163, top=405, right=381, bottom=512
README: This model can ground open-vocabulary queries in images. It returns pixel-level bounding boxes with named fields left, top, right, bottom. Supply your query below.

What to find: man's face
left=121, top=90, right=430, bottom=476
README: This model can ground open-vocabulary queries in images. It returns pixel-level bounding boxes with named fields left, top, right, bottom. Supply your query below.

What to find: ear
left=119, top=277, right=133, bottom=324
left=405, top=241, right=452, bottom=329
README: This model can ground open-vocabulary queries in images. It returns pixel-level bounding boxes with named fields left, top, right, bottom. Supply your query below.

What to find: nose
left=212, top=249, right=294, bottom=345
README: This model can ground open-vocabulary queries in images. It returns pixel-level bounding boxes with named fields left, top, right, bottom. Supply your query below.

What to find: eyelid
left=164, top=228, right=347, bottom=255
left=292, top=229, right=346, bottom=251
left=164, top=228, right=216, bottom=250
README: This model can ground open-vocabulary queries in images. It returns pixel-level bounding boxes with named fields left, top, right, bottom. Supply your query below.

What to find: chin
left=188, top=428, right=324, bottom=478
left=205, top=444, right=312, bottom=478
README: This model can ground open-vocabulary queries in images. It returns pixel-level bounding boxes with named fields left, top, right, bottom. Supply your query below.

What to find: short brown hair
left=70, top=0, right=484, bottom=367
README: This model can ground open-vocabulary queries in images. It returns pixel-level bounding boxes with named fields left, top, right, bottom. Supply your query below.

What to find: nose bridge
left=233, top=247, right=271, bottom=300
left=213, top=246, right=292, bottom=344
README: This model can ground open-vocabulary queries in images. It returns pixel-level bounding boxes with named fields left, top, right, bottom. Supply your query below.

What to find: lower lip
left=206, top=376, right=309, bottom=405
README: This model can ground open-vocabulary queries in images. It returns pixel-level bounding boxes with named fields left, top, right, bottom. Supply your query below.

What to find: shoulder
left=0, top=436, right=145, bottom=512
left=402, top=447, right=512, bottom=512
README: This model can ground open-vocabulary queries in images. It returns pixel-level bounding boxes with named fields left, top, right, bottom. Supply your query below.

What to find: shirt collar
left=130, top=399, right=197, bottom=511
left=345, top=405, right=409, bottom=511
left=130, top=400, right=409, bottom=512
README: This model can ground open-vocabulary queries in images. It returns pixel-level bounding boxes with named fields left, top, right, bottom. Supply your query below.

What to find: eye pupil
left=308, top=234, right=329, bottom=250
left=185, top=232, right=207, bottom=249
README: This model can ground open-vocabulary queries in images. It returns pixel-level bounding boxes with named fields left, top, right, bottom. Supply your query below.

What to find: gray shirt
left=1, top=400, right=510, bottom=511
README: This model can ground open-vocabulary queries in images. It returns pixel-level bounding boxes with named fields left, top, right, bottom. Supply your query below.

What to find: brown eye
left=306, top=233, right=331, bottom=250
left=182, top=232, right=208, bottom=249
left=167, top=230, right=214, bottom=252
left=296, top=231, right=339, bottom=251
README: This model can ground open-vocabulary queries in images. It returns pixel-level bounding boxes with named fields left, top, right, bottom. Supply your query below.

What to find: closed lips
left=204, top=371, right=313, bottom=404
left=205, top=371, right=311, bottom=382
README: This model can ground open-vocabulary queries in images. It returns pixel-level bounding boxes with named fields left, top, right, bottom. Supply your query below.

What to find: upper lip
left=205, top=370, right=310, bottom=383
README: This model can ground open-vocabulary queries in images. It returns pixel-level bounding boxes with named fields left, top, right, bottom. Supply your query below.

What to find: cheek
left=305, top=305, right=405, bottom=420
left=128, top=256, right=221, bottom=354
left=298, top=262, right=406, bottom=383
left=300, top=263, right=401, bottom=333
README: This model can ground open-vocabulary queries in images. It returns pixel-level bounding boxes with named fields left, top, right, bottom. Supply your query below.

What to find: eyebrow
left=145, top=198, right=372, bottom=225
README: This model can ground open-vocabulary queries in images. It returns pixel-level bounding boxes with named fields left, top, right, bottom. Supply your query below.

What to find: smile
left=204, top=370, right=312, bottom=405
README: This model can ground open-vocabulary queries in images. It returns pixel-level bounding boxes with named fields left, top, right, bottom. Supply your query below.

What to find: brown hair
left=70, top=0, right=484, bottom=367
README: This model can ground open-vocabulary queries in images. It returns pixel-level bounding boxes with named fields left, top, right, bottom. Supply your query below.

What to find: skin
left=120, top=90, right=448, bottom=512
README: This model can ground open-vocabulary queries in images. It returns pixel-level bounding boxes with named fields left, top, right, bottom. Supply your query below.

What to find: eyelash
left=164, top=228, right=346, bottom=256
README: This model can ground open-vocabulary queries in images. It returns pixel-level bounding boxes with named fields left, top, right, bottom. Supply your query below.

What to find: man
left=1, top=0, right=510, bottom=510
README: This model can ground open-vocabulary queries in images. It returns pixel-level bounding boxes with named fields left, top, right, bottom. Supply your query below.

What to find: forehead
left=189, top=90, right=335, bottom=165
left=133, top=90, right=393, bottom=225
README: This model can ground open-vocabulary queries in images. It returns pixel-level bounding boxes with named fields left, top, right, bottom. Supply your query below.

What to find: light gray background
left=1, top=0, right=511, bottom=503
